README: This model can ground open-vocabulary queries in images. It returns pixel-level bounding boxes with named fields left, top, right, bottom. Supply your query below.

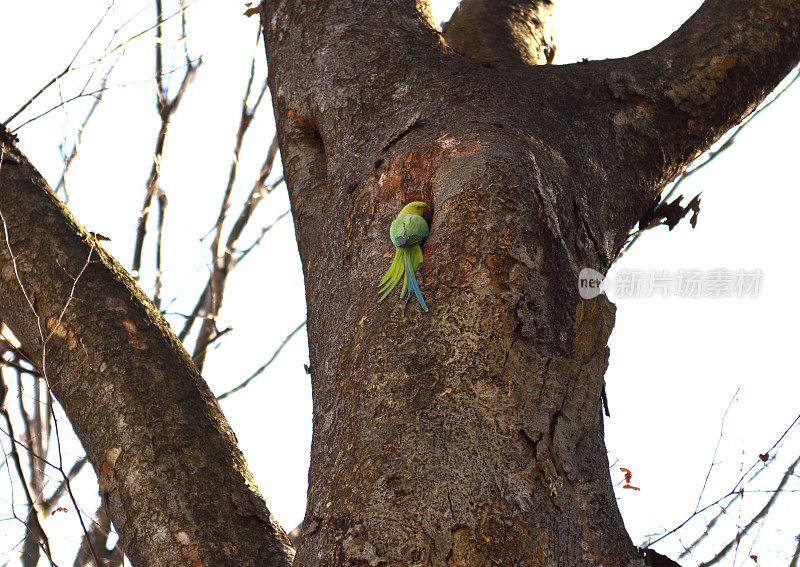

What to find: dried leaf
left=638, top=192, right=702, bottom=232
left=620, top=467, right=632, bottom=483
left=759, top=453, right=769, bottom=462
left=244, top=2, right=262, bottom=17
left=622, top=484, right=641, bottom=491
left=686, top=194, right=701, bottom=228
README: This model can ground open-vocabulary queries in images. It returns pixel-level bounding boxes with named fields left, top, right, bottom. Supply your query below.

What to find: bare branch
left=73, top=505, right=123, bottom=567
left=1, top=408, right=54, bottom=565
left=54, top=59, right=120, bottom=203
left=131, top=58, right=200, bottom=278
left=2, top=3, right=114, bottom=126
left=617, top=64, right=800, bottom=261
left=790, top=532, right=800, bottom=567
left=649, top=410, right=800, bottom=546
left=132, top=0, right=202, bottom=281
left=0, top=139, right=294, bottom=565
left=217, top=320, right=306, bottom=401
left=192, top=31, right=270, bottom=372
left=153, top=189, right=167, bottom=309
left=696, top=453, right=800, bottom=567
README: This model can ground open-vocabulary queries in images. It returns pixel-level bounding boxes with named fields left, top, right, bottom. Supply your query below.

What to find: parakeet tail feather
left=378, top=249, right=404, bottom=301
left=401, top=248, right=428, bottom=311
left=378, top=245, right=427, bottom=311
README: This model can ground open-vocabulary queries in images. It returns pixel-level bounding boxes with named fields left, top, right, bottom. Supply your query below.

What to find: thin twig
left=677, top=464, right=771, bottom=559
left=217, top=320, right=307, bottom=401
left=192, top=33, right=269, bottom=372
left=693, top=389, right=739, bottom=513
left=2, top=3, right=113, bottom=126
left=5, top=2, right=194, bottom=131
left=696, top=453, right=800, bottom=567
left=54, top=58, right=120, bottom=203
left=0, top=431, right=60, bottom=567
left=648, top=411, right=800, bottom=546
left=234, top=207, right=289, bottom=263
left=43, top=456, right=88, bottom=514
left=10, top=58, right=200, bottom=133
left=1, top=409, right=54, bottom=565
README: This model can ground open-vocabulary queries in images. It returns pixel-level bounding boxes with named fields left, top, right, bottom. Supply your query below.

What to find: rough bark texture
left=262, top=0, right=800, bottom=565
left=0, top=140, right=293, bottom=566
left=442, top=0, right=556, bottom=64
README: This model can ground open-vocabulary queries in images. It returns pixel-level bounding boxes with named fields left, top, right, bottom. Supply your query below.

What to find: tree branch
left=73, top=505, right=123, bottom=567
left=131, top=0, right=201, bottom=280
left=0, top=140, right=294, bottom=565
left=609, top=0, right=800, bottom=211
left=1, top=408, right=54, bottom=565
left=442, top=0, right=555, bottom=64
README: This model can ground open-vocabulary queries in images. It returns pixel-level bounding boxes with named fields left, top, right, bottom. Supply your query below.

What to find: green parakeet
left=378, top=201, right=430, bottom=311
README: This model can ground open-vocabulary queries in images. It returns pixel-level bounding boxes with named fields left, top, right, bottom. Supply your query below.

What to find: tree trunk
left=263, top=0, right=800, bottom=565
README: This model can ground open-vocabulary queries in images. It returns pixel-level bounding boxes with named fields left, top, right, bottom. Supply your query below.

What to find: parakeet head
left=401, top=201, right=428, bottom=215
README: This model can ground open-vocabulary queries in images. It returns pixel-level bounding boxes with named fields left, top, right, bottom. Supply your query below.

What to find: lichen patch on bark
left=45, top=315, right=77, bottom=349
left=120, top=317, right=147, bottom=350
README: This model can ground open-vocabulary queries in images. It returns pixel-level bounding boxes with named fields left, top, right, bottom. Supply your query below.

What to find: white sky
left=1, top=1, right=799, bottom=565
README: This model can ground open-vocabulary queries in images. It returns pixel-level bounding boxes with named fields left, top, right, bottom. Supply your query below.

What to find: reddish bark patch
left=377, top=137, right=489, bottom=208
left=286, top=107, right=317, bottom=133
left=378, top=144, right=442, bottom=205
left=485, top=252, right=513, bottom=287
left=175, top=531, right=203, bottom=567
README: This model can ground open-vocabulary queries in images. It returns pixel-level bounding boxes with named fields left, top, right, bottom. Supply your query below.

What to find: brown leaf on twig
left=638, top=193, right=702, bottom=232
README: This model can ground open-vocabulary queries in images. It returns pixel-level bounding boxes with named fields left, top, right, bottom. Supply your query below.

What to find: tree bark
left=0, top=139, right=293, bottom=565
left=263, top=0, right=800, bottom=565
left=442, top=0, right=556, bottom=64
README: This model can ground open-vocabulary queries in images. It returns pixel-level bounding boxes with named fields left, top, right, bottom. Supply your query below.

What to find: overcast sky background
left=1, top=1, right=799, bottom=565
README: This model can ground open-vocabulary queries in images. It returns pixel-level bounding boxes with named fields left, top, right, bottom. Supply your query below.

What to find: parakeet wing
left=390, top=213, right=429, bottom=247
